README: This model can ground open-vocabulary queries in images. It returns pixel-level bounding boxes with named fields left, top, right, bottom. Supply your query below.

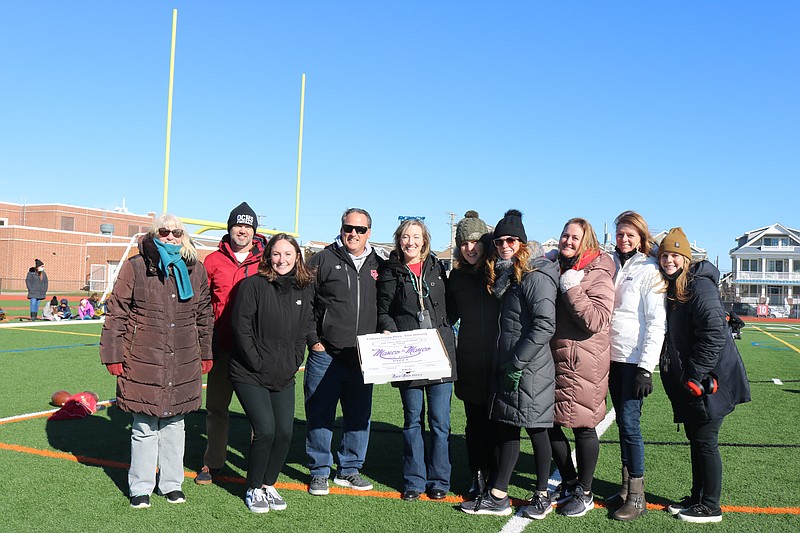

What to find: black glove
left=634, top=367, right=653, bottom=399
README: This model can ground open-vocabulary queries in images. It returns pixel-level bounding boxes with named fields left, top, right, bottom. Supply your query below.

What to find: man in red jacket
left=196, top=202, right=267, bottom=484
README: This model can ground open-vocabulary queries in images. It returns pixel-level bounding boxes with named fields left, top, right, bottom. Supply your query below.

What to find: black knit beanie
left=227, top=202, right=258, bottom=233
left=35, top=259, right=44, bottom=268
left=493, top=209, right=527, bottom=242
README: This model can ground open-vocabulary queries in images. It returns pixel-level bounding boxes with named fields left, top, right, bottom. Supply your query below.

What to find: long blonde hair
left=661, top=256, right=693, bottom=303
left=148, top=213, right=198, bottom=264
left=561, top=217, right=601, bottom=262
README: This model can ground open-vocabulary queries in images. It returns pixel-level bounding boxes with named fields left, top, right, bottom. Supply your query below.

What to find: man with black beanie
left=196, top=201, right=267, bottom=484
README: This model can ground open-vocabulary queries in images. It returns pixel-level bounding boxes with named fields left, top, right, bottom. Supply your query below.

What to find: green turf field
left=1, top=320, right=799, bottom=532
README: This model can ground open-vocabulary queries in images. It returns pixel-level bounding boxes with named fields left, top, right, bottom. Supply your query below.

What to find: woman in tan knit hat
left=657, top=227, right=750, bottom=523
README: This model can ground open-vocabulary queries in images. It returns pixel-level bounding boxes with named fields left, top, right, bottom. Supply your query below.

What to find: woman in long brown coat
left=546, top=217, right=615, bottom=517
left=100, top=214, right=213, bottom=509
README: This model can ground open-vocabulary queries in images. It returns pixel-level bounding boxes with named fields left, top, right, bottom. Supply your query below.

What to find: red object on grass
left=49, top=391, right=99, bottom=421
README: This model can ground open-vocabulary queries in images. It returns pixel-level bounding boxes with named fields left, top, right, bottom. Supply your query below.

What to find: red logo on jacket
left=370, top=269, right=378, bottom=280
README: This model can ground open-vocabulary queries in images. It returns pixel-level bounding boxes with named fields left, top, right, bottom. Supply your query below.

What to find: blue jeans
left=304, top=349, right=373, bottom=477
left=29, top=298, right=42, bottom=315
left=609, top=362, right=645, bottom=477
left=399, top=382, right=452, bottom=492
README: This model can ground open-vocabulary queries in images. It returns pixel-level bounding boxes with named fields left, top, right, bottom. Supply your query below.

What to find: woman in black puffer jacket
left=657, top=228, right=750, bottom=524
left=460, top=209, right=558, bottom=519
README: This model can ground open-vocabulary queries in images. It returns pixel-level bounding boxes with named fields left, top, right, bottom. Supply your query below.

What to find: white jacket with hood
left=609, top=251, right=666, bottom=371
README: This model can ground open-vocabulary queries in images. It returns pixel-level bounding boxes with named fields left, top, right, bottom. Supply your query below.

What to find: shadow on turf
left=45, top=404, right=132, bottom=494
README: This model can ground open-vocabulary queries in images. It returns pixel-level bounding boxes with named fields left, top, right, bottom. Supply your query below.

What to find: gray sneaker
left=264, top=485, right=287, bottom=511
left=245, top=487, right=270, bottom=514
left=521, top=492, right=553, bottom=520
left=558, top=485, right=594, bottom=517
left=460, top=492, right=512, bottom=516
left=333, top=472, right=374, bottom=491
left=308, top=476, right=330, bottom=496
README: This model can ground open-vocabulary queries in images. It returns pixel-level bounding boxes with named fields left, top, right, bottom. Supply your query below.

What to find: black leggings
left=463, top=401, right=496, bottom=474
left=685, top=417, right=724, bottom=510
left=233, top=381, right=295, bottom=489
left=492, top=422, right=551, bottom=493
left=549, top=425, right=599, bottom=492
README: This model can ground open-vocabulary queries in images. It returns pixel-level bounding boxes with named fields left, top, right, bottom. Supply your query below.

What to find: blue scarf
left=153, top=238, right=194, bottom=300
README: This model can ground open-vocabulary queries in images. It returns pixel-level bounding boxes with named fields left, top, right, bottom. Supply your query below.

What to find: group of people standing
left=98, top=203, right=749, bottom=525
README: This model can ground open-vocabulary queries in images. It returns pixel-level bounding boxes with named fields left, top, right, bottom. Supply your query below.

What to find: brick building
left=0, top=201, right=218, bottom=295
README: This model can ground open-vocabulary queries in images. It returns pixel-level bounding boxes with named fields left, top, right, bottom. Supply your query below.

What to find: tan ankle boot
left=604, top=465, right=629, bottom=509
left=612, top=476, right=647, bottom=521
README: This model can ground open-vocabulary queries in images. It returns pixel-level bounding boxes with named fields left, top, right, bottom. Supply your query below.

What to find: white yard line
left=497, top=407, right=617, bottom=533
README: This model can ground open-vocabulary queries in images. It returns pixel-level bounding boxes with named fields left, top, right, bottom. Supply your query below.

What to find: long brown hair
left=486, top=242, right=533, bottom=292
left=257, top=234, right=316, bottom=288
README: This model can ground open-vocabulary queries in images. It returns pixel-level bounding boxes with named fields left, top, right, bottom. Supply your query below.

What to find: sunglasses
left=157, top=228, right=184, bottom=238
left=493, top=236, right=521, bottom=247
left=342, top=224, right=369, bottom=235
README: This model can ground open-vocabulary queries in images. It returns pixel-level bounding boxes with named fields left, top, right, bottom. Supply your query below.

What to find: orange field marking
left=1, top=440, right=799, bottom=513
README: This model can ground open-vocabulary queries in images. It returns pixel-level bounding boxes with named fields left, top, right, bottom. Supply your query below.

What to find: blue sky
left=1, top=1, right=797, bottom=271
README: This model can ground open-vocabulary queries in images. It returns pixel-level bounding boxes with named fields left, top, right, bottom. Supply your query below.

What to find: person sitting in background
left=89, top=292, right=105, bottom=317
left=78, top=298, right=95, bottom=320
left=57, top=299, right=73, bottom=320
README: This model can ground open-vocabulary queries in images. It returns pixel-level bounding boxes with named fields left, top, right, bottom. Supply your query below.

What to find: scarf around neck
left=153, top=238, right=194, bottom=300
left=491, top=258, right=515, bottom=300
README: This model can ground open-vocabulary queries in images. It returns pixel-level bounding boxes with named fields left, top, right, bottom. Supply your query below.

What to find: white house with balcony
left=729, top=223, right=800, bottom=310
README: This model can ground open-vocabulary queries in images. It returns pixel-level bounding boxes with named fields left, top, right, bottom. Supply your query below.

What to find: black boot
left=466, top=470, right=485, bottom=500
left=30, top=312, right=37, bottom=321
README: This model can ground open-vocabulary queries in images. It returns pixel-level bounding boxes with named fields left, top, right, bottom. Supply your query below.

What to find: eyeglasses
left=493, top=236, right=521, bottom=247
left=157, top=228, right=184, bottom=238
left=342, top=224, right=369, bottom=235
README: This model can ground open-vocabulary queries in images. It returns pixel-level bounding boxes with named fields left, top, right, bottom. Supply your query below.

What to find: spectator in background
left=57, top=299, right=73, bottom=320
left=88, top=292, right=105, bottom=317
left=78, top=298, right=95, bottom=320
left=42, top=296, right=59, bottom=321
left=25, top=259, right=48, bottom=320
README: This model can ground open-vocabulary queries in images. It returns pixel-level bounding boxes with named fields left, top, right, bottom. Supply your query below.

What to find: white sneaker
left=264, top=485, right=287, bottom=511
left=245, top=487, right=270, bottom=513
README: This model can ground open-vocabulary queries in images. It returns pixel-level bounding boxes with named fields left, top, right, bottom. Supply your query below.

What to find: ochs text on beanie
left=227, top=202, right=258, bottom=233
left=455, top=210, right=488, bottom=247
left=493, top=209, right=527, bottom=243
left=659, top=227, right=692, bottom=261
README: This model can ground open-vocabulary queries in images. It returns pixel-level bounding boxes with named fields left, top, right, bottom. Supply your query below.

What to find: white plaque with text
left=356, top=329, right=452, bottom=385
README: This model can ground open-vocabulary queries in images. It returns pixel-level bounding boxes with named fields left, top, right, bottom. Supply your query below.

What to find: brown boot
left=612, top=476, right=647, bottom=521
left=604, top=465, right=629, bottom=509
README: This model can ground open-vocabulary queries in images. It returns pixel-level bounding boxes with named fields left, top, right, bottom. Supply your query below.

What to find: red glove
left=106, top=363, right=123, bottom=376
left=201, top=360, right=213, bottom=374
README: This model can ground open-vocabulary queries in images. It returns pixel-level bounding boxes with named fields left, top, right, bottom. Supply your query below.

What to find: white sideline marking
left=497, top=407, right=617, bottom=533
left=0, top=400, right=115, bottom=423
left=772, top=378, right=784, bottom=385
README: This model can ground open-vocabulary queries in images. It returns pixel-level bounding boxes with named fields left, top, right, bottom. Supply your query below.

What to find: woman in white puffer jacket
left=606, top=210, right=666, bottom=521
